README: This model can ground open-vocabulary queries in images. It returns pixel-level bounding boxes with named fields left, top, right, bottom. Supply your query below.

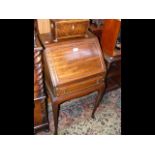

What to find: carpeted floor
left=38, top=88, right=121, bottom=135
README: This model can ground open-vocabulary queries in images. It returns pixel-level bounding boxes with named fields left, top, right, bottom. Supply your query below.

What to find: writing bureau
left=41, top=31, right=106, bottom=134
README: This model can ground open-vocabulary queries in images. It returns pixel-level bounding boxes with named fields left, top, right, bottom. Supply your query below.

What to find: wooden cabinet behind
left=101, top=19, right=121, bottom=57
left=101, top=19, right=121, bottom=92
left=34, top=26, right=49, bottom=133
left=37, top=19, right=51, bottom=34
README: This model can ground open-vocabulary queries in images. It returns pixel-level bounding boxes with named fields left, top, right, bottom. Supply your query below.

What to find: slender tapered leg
left=91, top=87, right=105, bottom=119
left=52, top=102, right=59, bottom=135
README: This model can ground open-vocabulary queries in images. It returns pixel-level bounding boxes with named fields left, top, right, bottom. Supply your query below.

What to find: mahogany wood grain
left=41, top=31, right=106, bottom=134
left=44, top=36, right=105, bottom=87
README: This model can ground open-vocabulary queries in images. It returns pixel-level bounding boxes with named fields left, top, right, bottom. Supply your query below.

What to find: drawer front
left=55, top=76, right=104, bottom=96
left=53, top=21, right=89, bottom=40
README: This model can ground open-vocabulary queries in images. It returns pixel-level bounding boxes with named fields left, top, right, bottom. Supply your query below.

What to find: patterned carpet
left=38, top=88, right=121, bottom=135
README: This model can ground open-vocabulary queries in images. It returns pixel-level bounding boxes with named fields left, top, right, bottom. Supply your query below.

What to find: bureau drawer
left=54, top=76, right=104, bottom=97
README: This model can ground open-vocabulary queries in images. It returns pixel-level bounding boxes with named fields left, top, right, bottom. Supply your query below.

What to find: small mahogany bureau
left=34, top=27, right=49, bottom=133
left=40, top=31, right=106, bottom=135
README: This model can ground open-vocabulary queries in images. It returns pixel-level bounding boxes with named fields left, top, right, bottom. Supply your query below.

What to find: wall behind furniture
left=37, top=19, right=50, bottom=34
